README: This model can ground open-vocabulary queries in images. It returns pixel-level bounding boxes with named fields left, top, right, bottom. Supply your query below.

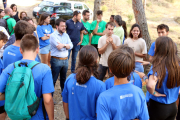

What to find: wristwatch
left=64, top=44, right=67, bottom=48
left=142, top=75, right=148, bottom=81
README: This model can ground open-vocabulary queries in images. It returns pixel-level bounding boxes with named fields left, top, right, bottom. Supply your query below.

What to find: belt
left=51, top=56, right=68, bottom=60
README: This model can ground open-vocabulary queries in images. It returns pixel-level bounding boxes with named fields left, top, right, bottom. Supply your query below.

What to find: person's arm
left=43, top=93, right=54, bottom=120
left=135, top=53, right=146, bottom=58
left=149, top=56, right=153, bottom=62
left=77, top=30, right=84, bottom=46
left=98, top=38, right=109, bottom=54
left=41, top=35, right=50, bottom=41
left=63, top=102, right=69, bottom=119
left=136, top=60, right=150, bottom=66
left=146, top=75, right=166, bottom=97
left=0, top=93, right=5, bottom=100
left=64, top=35, right=73, bottom=50
left=89, top=33, right=92, bottom=45
left=93, top=21, right=99, bottom=35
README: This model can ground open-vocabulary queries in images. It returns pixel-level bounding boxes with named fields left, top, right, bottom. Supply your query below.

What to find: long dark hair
left=122, top=20, right=127, bottom=39
left=10, top=4, right=17, bottom=12
left=75, top=45, right=99, bottom=84
left=38, top=12, right=49, bottom=26
left=129, top=23, right=142, bottom=38
left=152, top=36, right=180, bottom=89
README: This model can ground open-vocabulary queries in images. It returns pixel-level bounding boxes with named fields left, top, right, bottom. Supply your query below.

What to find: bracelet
left=142, top=75, right=148, bottom=81
left=153, top=91, right=156, bottom=95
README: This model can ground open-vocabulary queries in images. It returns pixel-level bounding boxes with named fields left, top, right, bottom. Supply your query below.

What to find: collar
left=55, top=30, right=64, bottom=36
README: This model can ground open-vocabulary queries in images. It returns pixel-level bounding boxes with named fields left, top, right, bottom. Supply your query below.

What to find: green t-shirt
left=81, top=19, right=91, bottom=46
left=90, top=20, right=106, bottom=45
left=3, top=15, right=16, bottom=35
left=113, top=26, right=124, bottom=44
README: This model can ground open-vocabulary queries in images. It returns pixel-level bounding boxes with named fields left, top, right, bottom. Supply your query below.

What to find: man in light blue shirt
left=50, top=18, right=73, bottom=91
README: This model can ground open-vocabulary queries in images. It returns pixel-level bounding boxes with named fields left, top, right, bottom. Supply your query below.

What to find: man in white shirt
left=98, top=22, right=121, bottom=81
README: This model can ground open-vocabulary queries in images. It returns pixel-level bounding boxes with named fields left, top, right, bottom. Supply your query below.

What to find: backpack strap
left=27, top=61, right=40, bottom=69
left=4, top=17, right=14, bottom=35
left=14, top=61, right=22, bottom=68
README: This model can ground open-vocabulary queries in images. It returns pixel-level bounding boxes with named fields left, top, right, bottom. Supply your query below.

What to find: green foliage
left=127, top=14, right=134, bottom=23
left=146, top=2, right=152, bottom=7
left=166, top=0, right=176, bottom=3
left=101, top=5, right=108, bottom=12
left=127, top=0, right=132, bottom=4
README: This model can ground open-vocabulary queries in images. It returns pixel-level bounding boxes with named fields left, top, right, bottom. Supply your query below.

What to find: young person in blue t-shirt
left=105, top=45, right=142, bottom=89
left=0, top=34, right=54, bottom=120
left=62, top=45, right=106, bottom=120
left=0, top=31, right=8, bottom=120
left=97, top=47, right=149, bottom=120
left=36, top=12, right=54, bottom=67
left=3, top=20, right=40, bottom=69
left=146, top=36, right=180, bottom=120
left=148, top=24, right=169, bottom=61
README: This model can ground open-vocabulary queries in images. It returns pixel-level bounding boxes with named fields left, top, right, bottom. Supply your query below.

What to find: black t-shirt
left=2, top=0, right=6, bottom=2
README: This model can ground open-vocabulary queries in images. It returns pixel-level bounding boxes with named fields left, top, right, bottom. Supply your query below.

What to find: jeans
left=135, top=62, right=144, bottom=72
left=50, top=57, right=68, bottom=91
left=98, top=64, right=109, bottom=81
left=3, top=3, right=7, bottom=9
left=68, top=45, right=80, bottom=73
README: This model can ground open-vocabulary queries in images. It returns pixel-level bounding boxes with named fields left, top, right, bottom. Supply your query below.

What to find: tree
left=132, top=0, right=151, bottom=51
left=143, top=0, right=146, bottom=11
left=93, top=0, right=102, bottom=20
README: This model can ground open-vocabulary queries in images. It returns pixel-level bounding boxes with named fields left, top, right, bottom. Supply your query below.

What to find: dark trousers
left=3, top=2, right=7, bottom=9
left=50, top=57, right=68, bottom=91
left=98, top=64, right=109, bottom=81
left=91, top=44, right=101, bottom=57
left=148, top=99, right=177, bottom=120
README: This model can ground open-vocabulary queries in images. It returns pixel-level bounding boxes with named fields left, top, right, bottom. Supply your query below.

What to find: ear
left=109, top=68, right=112, bottom=73
left=20, top=47, right=23, bottom=54
left=36, top=47, right=39, bottom=54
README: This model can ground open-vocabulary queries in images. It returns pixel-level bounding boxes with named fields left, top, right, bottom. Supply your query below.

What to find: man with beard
left=50, top=18, right=73, bottom=91
left=66, top=11, right=85, bottom=73
left=3, top=8, right=16, bottom=36
left=80, top=10, right=91, bottom=49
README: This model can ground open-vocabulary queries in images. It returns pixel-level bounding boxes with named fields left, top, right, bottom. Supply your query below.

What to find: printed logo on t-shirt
left=120, top=94, right=133, bottom=99
left=76, top=82, right=87, bottom=88
left=98, top=26, right=101, bottom=29
left=8, top=52, right=16, bottom=56
left=45, top=29, right=51, bottom=34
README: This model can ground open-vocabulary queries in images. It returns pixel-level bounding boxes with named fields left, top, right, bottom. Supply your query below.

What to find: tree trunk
left=132, top=0, right=151, bottom=51
left=93, top=0, right=102, bottom=20
left=132, top=0, right=151, bottom=73
left=143, top=0, right=146, bottom=11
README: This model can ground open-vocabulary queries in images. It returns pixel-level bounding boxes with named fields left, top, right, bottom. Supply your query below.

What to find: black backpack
left=0, top=17, right=13, bottom=35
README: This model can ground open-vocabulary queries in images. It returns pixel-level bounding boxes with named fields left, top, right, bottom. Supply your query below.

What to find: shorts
left=0, top=106, right=5, bottom=114
left=40, top=44, right=51, bottom=54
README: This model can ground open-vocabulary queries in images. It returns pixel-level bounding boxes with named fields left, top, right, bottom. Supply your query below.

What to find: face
left=9, top=9, right=13, bottom=16
left=76, top=13, right=81, bottom=21
left=83, top=12, right=90, bottom=21
left=21, top=13, right=27, bottom=18
left=57, top=22, right=66, bottom=34
left=0, top=11, right=5, bottom=17
left=13, top=6, right=17, bottom=11
left=0, top=40, right=6, bottom=49
left=106, top=25, right=114, bottom=36
left=110, top=17, right=114, bottom=22
left=131, top=27, right=140, bottom=38
left=157, top=29, right=168, bottom=37
left=44, top=16, right=50, bottom=24
left=97, top=14, right=102, bottom=20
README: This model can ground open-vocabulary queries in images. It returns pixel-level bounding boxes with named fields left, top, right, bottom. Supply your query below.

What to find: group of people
left=0, top=3, right=180, bottom=120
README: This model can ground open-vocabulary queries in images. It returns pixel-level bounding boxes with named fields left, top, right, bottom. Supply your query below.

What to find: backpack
left=0, top=17, right=13, bottom=35
left=5, top=61, right=40, bottom=120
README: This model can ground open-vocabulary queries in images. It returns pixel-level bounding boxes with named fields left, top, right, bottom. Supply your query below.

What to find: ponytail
left=76, top=65, right=91, bottom=84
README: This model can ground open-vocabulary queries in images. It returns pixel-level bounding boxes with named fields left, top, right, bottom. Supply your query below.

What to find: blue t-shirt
left=62, top=74, right=106, bottom=120
left=148, top=42, right=155, bottom=56
left=0, top=58, right=4, bottom=107
left=3, top=45, right=40, bottom=69
left=66, top=19, right=85, bottom=46
left=147, top=67, right=180, bottom=104
left=105, top=72, right=142, bottom=90
left=0, top=59, right=54, bottom=119
left=97, top=83, right=149, bottom=120
left=36, top=24, right=54, bottom=49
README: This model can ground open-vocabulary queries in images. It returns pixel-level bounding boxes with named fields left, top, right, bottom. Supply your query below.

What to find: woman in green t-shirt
left=113, top=15, right=124, bottom=44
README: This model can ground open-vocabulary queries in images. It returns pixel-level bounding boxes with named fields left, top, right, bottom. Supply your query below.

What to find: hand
left=154, top=91, right=166, bottom=97
left=56, top=42, right=64, bottom=50
left=106, top=38, right=110, bottom=44
left=109, top=37, right=113, bottom=44
left=136, top=60, right=150, bottom=65
left=3, top=2, right=6, bottom=3
left=97, top=19, right=100, bottom=23
left=134, top=70, right=145, bottom=78
left=47, top=34, right=51, bottom=37
left=77, top=41, right=82, bottom=46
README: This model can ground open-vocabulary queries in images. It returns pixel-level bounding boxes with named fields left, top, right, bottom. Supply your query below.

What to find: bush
left=127, top=14, right=134, bottom=23
left=101, top=5, right=108, bottom=12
